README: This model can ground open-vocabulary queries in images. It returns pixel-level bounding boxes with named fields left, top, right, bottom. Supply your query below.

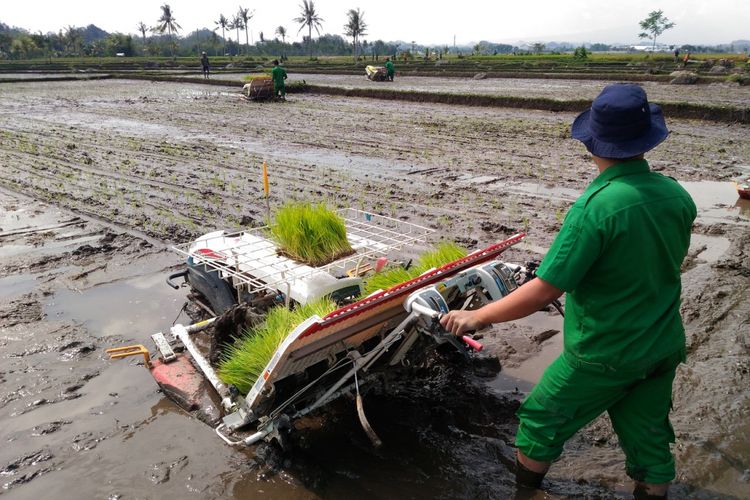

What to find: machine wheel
left=186, top=264, right=237, bottom=315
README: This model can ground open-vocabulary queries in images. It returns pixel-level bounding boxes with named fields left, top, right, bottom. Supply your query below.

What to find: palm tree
left=226, top=17, right=236, bottom=55
left=231, top=14, right=244, bottom=55
left=215, top=14, right=229, bottom=56
left=155, top=4, right=181, bottom=58
left=343, top=8, right=367, bottom=61
left=136, top=22, right=148, bottom=55
left=210, top=31, right=220, bottom=56
left=238, top=7, right=254, bottom=54
left=275, top=26, right=287, bottom=44
left=294, top=0, right=324, bottom=59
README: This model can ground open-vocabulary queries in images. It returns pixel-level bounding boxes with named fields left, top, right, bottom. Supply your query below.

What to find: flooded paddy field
left=0, top=77, right=748, bottom=498
left=200, top=72, right=750, bottom=108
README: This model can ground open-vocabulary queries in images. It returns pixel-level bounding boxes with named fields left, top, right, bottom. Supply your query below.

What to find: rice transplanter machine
left=108, top=209, right=526, bottom=447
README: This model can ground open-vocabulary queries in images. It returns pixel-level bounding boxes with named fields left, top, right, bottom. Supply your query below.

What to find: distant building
left=631, top=45, right=671, bottom=52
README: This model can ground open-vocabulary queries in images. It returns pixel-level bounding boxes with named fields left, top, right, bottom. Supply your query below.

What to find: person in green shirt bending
left=271, top=59, right=287, bottom=101
left=441, top=84, right=696, bottom=499
left=384, top=57, right=395, bottom=81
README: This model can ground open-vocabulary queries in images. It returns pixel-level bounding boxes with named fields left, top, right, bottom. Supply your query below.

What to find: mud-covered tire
left=186, top=264, right=237, bottom=314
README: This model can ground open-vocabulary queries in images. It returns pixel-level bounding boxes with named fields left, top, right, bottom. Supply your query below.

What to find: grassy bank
left=1, top=52, right=746, bottom=77
left=0, top=59, right=750, bottom=123
left=2, top=70, right=745, bottom=123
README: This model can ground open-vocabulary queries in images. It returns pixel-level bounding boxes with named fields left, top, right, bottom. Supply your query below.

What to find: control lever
left=460, top=335, right=483, bottom=352
left=409, top=302, right=484, bottom=352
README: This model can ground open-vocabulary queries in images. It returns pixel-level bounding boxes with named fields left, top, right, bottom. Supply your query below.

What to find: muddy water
left=489, top=314, right=565, bottom=394
left=44, top=272, right=188, bottom=338
left=681, top=179, right=750, bottom=222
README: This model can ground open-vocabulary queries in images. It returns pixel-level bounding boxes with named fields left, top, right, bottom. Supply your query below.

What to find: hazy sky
left=3, top=1, right=749, bottom=45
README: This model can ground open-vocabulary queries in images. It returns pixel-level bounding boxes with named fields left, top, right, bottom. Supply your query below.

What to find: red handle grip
left=461, top=335, right=483, bottom=352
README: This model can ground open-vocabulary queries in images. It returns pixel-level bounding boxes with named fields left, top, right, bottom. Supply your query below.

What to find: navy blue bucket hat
left=571, top=83, right=669, bottom=159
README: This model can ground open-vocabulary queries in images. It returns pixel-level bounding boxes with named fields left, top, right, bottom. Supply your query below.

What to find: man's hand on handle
left=440, top=310, right=486, bottom=336
left=438, top=277, right=564, bottom=336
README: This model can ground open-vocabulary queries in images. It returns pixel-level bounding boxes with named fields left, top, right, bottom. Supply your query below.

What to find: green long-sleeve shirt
left=271, top=65, right=287, bottom=86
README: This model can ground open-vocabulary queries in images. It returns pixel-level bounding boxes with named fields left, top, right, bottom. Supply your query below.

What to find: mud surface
left=0, top=78, right=748, bottom=498
left=203, top=73, right=750, bottom=108
left=0, top=73, right=109, bottom=81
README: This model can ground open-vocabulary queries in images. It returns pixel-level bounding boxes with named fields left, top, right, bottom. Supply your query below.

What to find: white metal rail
left=172, top=208, right=434, bottom=295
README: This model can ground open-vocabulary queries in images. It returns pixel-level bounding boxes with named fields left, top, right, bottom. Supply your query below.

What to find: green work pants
left=274, top=82, right=285, bottom=97
left=515, top=348, right=684, bottom=484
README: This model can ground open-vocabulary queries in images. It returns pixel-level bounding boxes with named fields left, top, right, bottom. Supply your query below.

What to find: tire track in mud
left=1, top=81, right=745, bottom=254
left=0, top=82, right=744, bottom=264
left=0, top=110, right=424, bottom=241
left=3, top=110, right=400, bottom=192
left=1, top=125, right=266, bottom=239
left=0, top=146, right=353, bottom=238
left=0, top=128, right=568, bottom=250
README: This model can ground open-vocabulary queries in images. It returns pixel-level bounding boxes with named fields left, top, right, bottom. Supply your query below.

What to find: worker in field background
left=271, top=59, right=288, bottom=101
left=441, top=84, right=696, bottom=499
left=200, top=51, right=209, bottom=79
left=385, top=57, right=395, bottom=81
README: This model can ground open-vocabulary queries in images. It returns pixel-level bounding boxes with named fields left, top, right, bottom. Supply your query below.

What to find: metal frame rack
left=172, top=208, right=435, bottom=297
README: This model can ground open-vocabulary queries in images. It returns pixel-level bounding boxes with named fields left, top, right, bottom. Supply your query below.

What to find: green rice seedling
left=362, top=266, right=414, bottom=295
left=218, top=298, right=338, bottom=394
left=362, top=242, right=467, bottom=295
left=242, top=73, right=272, bottom=81
left=268, top=202, right=354, bottom=266
left=415, top=242, right=467, bottom=273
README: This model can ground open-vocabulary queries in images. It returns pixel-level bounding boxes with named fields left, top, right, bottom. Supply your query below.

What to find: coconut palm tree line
left=154, top=4, right=181, bottom=58
left=139, top=2, right=373, bottom=59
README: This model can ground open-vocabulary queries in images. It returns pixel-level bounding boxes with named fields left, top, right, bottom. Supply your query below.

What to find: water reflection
left=680, top=181, right=750, bottom=222
left=734, top=197, right=750, bottom=218
left=43, top=272, right=189, bottom=339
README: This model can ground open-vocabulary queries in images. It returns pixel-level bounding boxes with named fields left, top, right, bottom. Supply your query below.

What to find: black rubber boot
left=515, top=457, right=546, bottom=489
left=633, top=484, right=667, bottom=499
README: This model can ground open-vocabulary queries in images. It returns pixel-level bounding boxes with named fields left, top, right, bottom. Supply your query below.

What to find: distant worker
left=441, top=84, right=696, bottom=499
left=201, top=51, right=210, bottom=79
left=271, top=59, right=288, bottom=101
left=683, top=51, right=690, bottom=68
left=385, top=57, right=395, bottom=82
left=673, top=47, right=680, bottom=63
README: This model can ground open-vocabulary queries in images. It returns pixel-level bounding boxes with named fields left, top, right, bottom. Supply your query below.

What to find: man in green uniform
left=441, top=84, right=696, bottom=499
left=271, top=59, right=287, bottom=100
left=384, top=57, right=395, bottom=81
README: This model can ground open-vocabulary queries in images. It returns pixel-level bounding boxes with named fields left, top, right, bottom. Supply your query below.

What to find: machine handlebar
left=408, top=302, right=483, bottom=352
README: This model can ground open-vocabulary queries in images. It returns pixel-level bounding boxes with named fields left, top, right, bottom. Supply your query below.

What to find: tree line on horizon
left=0, top=2, right=398, bottom=61
left=1, top=4, right=747, bottom=61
